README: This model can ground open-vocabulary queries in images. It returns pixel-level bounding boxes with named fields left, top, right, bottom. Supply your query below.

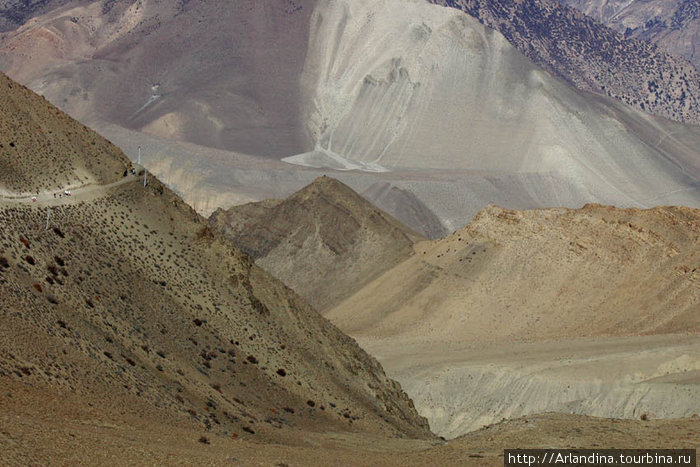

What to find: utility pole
left=143, top=168, right=148, bottom=187
left=138, top=146, right=142, bottom=165
left=45, top=207, right=50, bottom=230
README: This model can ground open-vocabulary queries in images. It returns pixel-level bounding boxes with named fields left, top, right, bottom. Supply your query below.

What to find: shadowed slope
left=210, top=176, right=425, bottom=311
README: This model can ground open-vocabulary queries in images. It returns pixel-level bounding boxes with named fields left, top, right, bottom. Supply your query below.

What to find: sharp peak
left=297, top=175, right=357, bottom=196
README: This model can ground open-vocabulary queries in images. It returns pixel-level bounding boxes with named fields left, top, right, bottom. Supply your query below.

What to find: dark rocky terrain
left=210, top=176, right=425, bottom=311
left=561, top=0, right=700, bottom=70
left=431, top=0, right=700, bottom=124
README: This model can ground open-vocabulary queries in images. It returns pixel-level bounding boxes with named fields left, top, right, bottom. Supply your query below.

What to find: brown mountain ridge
left=210, top=176, right=425, bottom=311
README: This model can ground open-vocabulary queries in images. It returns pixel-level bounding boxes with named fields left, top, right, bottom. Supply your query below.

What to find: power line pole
left=138, top=146, right=142, bottom=165
left=143, top=168, right=148, bottom=187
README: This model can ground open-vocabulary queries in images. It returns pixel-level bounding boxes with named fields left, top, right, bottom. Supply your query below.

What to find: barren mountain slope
left=431, top=0, right=700, bottom=124
left=1, top=0, right=700, bottom=228
left=210, top=176, right=425, bottom=311
left=3, top=381, right=699, bottom=467
left=0, top=73, right=432, bottom=446
left=561, top=0, right=700, bottom=70
left=330, top=204, right=700, bottom=343
left=328, top=204, right=700, bottom=436
left=0, top=71, right=128, bottom=194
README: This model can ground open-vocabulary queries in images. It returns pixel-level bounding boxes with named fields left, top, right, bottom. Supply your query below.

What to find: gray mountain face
left=430, top=0, right=700, bottom=125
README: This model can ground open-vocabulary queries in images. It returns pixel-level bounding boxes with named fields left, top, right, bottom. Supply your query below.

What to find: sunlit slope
left=0, top=71, right=128, bottom=194
left=328, top=204, right=700, bottom=344
left=290, top=0, right=700, bottom=208
left=1, top=0, right=699, bottom=220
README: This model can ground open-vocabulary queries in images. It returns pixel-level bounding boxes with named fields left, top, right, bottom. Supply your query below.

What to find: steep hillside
left=0, top=71, right=128, bottom=194
left=330, top=204, right=700, bottom=343
left=431, top=0, right=700, bottom=124
left=561, top=0, right=700, bottom=70
left=0, top=72, right=432, bottom=447
left=0, top=0, right=315, bottom=158
left=210, top=176, right=425, bottom=311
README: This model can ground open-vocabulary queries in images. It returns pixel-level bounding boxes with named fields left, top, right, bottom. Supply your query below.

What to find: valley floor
left=2, top=377, right=699, bottom=467
left=361, top=334, right=700, bottom=439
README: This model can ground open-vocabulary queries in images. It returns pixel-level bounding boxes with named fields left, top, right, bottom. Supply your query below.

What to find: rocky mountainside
left=210, top=176, right=425, bottom=311
left=0, top=71, right=432, bottom=446
left=560, top=0, right=700, bottom=70
left=328, top=203, right=700, bottom=436
left=0, top=71, right=128, bottom=194
left=431, top=0, right=700, bottom=124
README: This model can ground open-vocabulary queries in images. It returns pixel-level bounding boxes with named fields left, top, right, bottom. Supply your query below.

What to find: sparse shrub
left=193, top=318, right=203, bottom=327
left=242, top=426, right=255, bottom=435
left=246, top=355, right=258, bottom=364
left=56, top=320, right=67, bottom=329
left=198, top=436, right=210, bottom=445
left=276, top=368, right=286, bottom=377
left=0, top=257, right=9, bottom=268
left=19, top=236, right=29, bottom=248
left=47, top=265, right=58, bottom=276
left=46, top=295, right=58, bottom=305
left=54, top=256, right=65, bottom=266
left=122, top=355, right=136, bottom=366
left=24, top=256, right=35, bottom=265
left=52, top=228, right=64, bottom=239
left=212, top=383, right=222, bottom=392
left=45, top=276, right=54, bottom=285
left=307, top=400, right=316, bottom=408
left=32, top=283, right=42, bottom=292
left=103, top=351, right=113, bottom=360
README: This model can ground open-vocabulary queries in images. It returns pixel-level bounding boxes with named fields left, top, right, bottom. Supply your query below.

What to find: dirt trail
left=0, top=173, right=143, bottom=207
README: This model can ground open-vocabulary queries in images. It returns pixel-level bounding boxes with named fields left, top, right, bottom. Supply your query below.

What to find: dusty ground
left=2, top=376, right=699, bottom=467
